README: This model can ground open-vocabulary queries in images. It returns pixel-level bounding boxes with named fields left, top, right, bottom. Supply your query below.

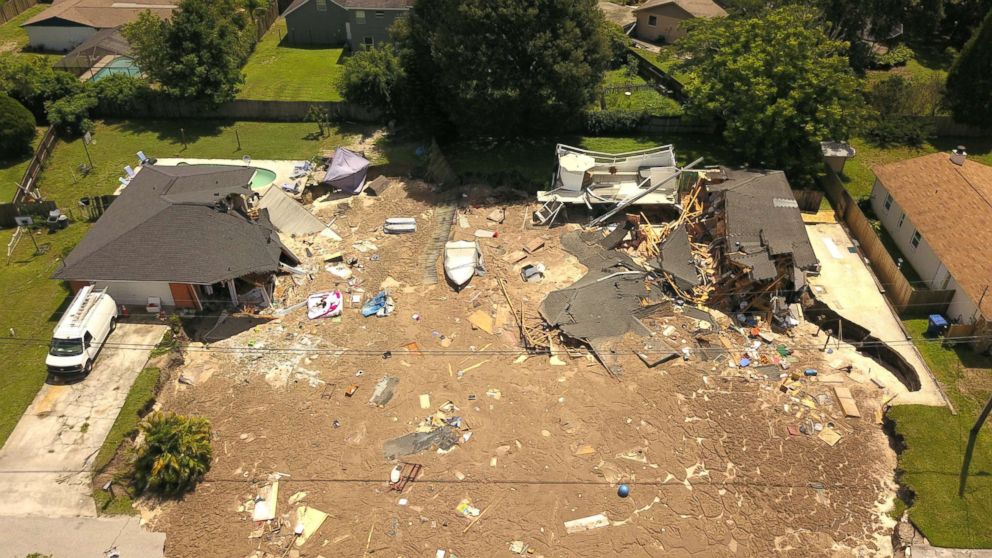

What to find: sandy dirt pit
left=138, top=182, right=900, bottom=558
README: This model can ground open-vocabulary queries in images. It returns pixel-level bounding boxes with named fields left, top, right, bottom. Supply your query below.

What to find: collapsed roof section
left=706, top=168, right=819, bottom=293
left=539, top=230, right=666, bottom=346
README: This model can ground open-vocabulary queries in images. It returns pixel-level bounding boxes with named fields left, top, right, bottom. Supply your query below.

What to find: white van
left=46, top=285, right=119, bottom=379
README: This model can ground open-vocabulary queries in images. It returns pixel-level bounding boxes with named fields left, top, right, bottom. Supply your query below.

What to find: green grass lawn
left=0, top=4, right=61, bottom=63
left=92, top=365, right=162, bottom=515
left=595, top=68, right=683, bottom=116
left=888, top=319, right=992, bottom=547
left=0, top=127, right=44, bottom=202
left=237, top=18, right=345, bottom=102
left=840, top=136, right=992, bottom=199
left=867, top=42, right=956, bottom=86
left=0, top=224, right=87, bottom=447
left=38, top=119, right=364, bottom=211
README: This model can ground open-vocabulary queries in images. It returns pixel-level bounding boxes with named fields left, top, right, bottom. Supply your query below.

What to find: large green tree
left=676, top=6, right=869, bottom=182
left=945, top=7, right=992, bottom=127
left=0, top=94, right=36, bottom=158
left=396, top=0, right=610, bottom=137
left=123, top=0, right=255, bottom=105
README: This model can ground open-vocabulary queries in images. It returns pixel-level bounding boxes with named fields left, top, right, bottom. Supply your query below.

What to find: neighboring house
left=871, top=149, right=992, bottom=324
left=283, top=0, right=411, bottom=49
left=54, top=165, right=299, bottom=311
left=633, top=0, right=727, bottom=43
left=21, top=0, right=175, bottom=52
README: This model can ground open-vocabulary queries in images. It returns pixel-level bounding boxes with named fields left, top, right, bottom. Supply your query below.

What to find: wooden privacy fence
left=0, top=201, right=58, bottom=229
left=0, top=0, right=36, bottom=25
left=819, top=168, right=955, bottom=316
left=112, top=98, right=381, bottom=122
left=628, top=48, right=686, bottom=103
left=637, top=116, right=715, bottom=135
left=13, top=128, right=58, bottom=204
left=792, top=189, right=824, bottom=212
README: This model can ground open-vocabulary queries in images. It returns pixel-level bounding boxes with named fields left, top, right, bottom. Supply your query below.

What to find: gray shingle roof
left=657, top=226, right=701, bottom=289
left=711, top=168, right=819, bottom=280
left=54, top=165, right=296, bottom=284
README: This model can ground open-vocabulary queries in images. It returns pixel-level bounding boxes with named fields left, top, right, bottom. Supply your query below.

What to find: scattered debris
left=369, top=376, right=399, bottom=407
left=384, top=217, right=417, bottom=234
left=383, top=426, right=460, bottom=459
left=564, top=513, right=610, bottom=534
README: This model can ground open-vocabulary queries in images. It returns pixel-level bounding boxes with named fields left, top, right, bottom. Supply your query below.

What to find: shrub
left=339, top=44, right=405, bottom=115
left=90, top=74, right=150, bottom=114
left=133, top=412, right=212, bottom=496
left=0, top=94, right=37, bottom=158
left=0, top=56, right=85, bottom=117
left=45, top=93, right=97, bottom=136
left=864, top=116, right=931, bottom=147
left=872, top=43, right=914, bottom=68
left=583, top=109, right=646, bottom=134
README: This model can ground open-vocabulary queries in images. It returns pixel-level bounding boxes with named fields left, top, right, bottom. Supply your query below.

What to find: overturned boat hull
left=444, top=240, right=481, bottom=289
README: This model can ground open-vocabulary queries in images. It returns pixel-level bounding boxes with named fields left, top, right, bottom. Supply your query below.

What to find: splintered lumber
left=833, top=386, right=862, bottom=418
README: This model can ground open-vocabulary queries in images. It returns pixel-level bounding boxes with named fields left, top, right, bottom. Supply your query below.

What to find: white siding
left=26, top=25, right=97, bottom=52
left=92, top=281, right=175, bottom=307
left=871, top=178, right=983, bottom=322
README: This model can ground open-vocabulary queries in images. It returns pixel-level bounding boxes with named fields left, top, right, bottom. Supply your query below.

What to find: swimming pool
left=91, top=57, right=141, bottom=81
left=174, top=163, right=278, bottom=189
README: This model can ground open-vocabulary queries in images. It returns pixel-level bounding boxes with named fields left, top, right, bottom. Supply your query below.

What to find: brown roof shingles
left=23, top=0, right=175, bottom=29
left=634, top=0, right=727, bottom=18
left=873, top=152, right=992, bottom=319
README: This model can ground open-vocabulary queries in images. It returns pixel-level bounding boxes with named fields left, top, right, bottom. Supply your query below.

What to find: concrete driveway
left=0, top=323, right=167, bottom=517
left=805, top=223, right=945, bottom=406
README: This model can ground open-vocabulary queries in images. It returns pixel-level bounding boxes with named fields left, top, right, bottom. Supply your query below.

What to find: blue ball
left=617, top=484, right=630, bottom=498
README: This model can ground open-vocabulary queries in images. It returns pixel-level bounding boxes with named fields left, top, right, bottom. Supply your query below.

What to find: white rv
left=46, top=285, right=118, bottom=378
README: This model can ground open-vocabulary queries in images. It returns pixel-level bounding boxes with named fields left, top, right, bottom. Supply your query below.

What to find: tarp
left=322, top=148, right=369, bottom=194
left=258, top=186, right=328, bottom=236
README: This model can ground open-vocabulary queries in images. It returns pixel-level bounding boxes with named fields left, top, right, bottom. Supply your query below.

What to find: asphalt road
left=0, top=322, right=167, bottom=517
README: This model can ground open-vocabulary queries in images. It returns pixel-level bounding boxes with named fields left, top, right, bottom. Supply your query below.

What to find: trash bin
left=926, top=314, right=948, bottom=337
left=57, top=214, right=68, bottom=229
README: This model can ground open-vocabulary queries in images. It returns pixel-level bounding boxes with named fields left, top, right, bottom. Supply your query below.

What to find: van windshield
left=50, top=338, right=83, bottom=356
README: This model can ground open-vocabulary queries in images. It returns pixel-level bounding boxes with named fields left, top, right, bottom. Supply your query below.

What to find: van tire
left=109, top=317, right=117, bottom=333
left=83, top=360, right=93, bottom=376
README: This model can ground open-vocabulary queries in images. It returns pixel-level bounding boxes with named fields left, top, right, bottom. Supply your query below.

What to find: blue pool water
left=91, top=57, right=141, bottom=81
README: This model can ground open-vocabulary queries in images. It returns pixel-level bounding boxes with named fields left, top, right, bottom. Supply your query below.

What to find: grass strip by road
left=92, top=366, right=162, bottom=515
left=887, top=319, right=992, bottom=547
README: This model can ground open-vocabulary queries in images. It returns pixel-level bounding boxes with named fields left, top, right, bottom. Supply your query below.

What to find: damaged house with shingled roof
left=54, top=165, right=299, bottom=311
left=703, top=168, right=820, bottom=313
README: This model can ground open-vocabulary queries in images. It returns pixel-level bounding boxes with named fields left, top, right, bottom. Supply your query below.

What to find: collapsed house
left=54, top=165, right=299, bottom=310
left=535, top=144, right=696, bottom=225
left=702, top=168, right=820, bottom=314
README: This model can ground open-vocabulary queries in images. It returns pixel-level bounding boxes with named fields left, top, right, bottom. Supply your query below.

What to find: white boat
left=444, top=240, right=482, bottom=289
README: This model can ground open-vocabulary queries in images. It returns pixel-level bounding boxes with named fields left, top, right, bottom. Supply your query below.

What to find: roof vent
left=950, top=145, right=967, bottom=166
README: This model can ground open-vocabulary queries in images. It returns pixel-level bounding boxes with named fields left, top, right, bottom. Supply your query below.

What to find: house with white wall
left=870, top=149, right=992, bottom=324
left=21, top=0, right=174, bottom=52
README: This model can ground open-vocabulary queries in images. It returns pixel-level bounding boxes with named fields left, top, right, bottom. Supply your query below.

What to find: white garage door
left=93, top=281, right=175, bottom=307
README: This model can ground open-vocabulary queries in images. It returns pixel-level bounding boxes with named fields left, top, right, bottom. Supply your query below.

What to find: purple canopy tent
left=322, top=147, right=370, bottom=194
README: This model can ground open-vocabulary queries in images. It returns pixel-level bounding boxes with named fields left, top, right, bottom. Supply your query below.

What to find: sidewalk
left=0, top=515, right=165, bottom=558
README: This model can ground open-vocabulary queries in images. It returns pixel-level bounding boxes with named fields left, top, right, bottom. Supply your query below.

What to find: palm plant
left=133, top=412, right=212, bottom=495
